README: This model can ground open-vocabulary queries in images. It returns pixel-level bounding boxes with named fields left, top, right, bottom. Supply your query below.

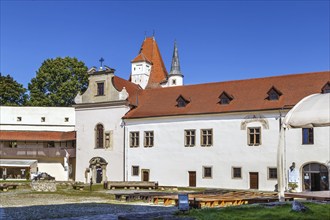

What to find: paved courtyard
left=0, top=188, right=194, bottom=220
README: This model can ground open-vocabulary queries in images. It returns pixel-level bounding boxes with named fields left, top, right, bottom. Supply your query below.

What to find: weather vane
left=99, top=57, right=104, bottom=67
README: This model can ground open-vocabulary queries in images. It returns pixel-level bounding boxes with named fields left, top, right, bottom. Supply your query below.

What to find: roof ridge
left=144, top=70, right=329, bottom=91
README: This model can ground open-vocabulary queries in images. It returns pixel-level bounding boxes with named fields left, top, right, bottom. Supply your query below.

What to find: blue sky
left=1, top=0, right=329, bottom=88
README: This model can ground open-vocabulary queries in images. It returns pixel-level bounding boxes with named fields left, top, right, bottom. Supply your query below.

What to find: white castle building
left=1, top=36, right=329, bottom=193
left=0, top=106, right=75, bottom=181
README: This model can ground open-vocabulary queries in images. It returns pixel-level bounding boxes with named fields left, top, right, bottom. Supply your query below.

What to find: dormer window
left=267, top=87, right=282, bottom=101
left=321, top=82, right=330, bottom=93
left=176, top=95, right=189, bottom=107
left=219, top=92, right=233, bottom=105
left=97, top=82, right=104, bottom=96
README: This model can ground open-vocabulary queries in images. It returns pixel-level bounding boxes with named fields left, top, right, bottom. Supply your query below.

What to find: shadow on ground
left=3, top=202, right=195, bottom=220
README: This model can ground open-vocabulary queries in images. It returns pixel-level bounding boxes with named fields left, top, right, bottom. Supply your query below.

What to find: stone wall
left=31, top=180, right=57, bottom=192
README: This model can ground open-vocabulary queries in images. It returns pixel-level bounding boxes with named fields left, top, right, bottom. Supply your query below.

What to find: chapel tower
left=167, top=41, right=184, bottom=87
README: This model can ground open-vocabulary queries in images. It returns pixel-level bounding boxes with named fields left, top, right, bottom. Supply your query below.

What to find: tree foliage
left=0, top=73, right=28, bottom=106
left=28, top=57, right=88, bottom=106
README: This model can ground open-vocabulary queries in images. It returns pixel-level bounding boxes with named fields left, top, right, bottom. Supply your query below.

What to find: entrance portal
left=89, top=157, right=108, bottom=184
left=303, top=163, right=329, bottom=191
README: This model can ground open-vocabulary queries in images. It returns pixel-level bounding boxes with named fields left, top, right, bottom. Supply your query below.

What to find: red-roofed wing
left=124, top=71, right=330, bottom=119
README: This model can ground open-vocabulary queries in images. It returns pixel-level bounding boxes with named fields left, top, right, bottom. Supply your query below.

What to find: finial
left=99, top=57, right=104, bottom=69
left=152, top=30, right=155, bottom=40
left=144, top=31, right=147, bottom=40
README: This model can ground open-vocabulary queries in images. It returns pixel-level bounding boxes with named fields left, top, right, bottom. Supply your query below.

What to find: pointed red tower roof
left=131, top=52, right=152, bottom=64
left=131, top=37, right=168, bottom=88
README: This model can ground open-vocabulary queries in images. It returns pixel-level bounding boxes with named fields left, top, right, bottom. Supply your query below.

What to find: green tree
left=28, top=57, right=88, bottom=106
left=0, top=73, right=28, bottom=106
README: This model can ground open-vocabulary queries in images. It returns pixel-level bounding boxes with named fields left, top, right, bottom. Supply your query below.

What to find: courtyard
left=1, top=182, right=330, bottom=220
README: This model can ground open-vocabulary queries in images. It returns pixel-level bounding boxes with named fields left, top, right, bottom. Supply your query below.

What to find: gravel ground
left=0, top=189, right=193, bottom=220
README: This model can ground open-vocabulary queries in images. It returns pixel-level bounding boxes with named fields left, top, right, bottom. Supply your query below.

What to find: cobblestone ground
left=0, top=189, right=195, bottom=220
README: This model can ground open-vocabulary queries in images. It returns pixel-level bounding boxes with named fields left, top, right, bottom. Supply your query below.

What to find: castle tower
left=168, top=41, right=184, bottom=87
left=130, top=37, right=168, bottom=89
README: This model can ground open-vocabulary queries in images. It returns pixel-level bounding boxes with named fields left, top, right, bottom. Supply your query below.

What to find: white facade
left=0, top=106, right=75, bottom=131
left=131, top=61, right=152, bottom=89
left=75, top=104, right=129, bottom=183
left=0, top=106, right=75, bottom=181
left=74, top=67, right=135, bottom=184
left=124, top=111, right=329, bottom=191
left=166, top=74, right=184, bottom=87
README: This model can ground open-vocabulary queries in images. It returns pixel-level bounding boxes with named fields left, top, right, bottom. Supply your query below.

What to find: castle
left=1, top=37, right=329, bottom=192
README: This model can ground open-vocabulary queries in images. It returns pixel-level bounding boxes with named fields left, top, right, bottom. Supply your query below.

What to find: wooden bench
left=0, top=184, right=19, bottom=191
left=72, top=185, right=85, bottom=190
left=108, top=181, right=158, bottom=190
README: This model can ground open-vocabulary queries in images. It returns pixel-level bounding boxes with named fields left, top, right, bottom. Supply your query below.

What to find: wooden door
left=96, top=167, right=102, bottom=183
left=142, top=170, right=149, bottom=182
left=249, top=172, right=259, bottom=189
left=311, top=173, right=321, bottom=191
left=189, top=171, right=196, bottom=187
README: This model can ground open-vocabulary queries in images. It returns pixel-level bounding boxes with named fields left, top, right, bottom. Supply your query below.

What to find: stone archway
left=89, top=157, right=108, bottom=184
left=302, top=162, right=329, bottom=191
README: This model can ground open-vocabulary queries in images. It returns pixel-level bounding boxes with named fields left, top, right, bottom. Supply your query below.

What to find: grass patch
left=183, top=202, right=330, bottom=220
left=0, top=180, right=31, bottom=183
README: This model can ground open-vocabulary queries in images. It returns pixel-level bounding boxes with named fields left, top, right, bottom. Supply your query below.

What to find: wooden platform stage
left=113, top=190, right=293, bottom=208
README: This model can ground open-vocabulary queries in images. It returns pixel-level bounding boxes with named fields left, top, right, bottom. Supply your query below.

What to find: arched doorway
left=302, top=163, right=329, bottom=191
left=89, top=157, right=108, bottom=184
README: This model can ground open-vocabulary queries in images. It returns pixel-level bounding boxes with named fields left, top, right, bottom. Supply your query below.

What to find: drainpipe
left=121, top=119, right=126, bottom=181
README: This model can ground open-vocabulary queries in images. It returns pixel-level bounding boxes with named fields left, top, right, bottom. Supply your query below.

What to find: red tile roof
left=0, top=131, right=76, bottom=141
left=131, top=37, right=168, bottom=88
left=123, top=71, right=330, bottom=119
left=131, top=53, right=152, bottom=64
left=112, top=76, right=142, bottom=104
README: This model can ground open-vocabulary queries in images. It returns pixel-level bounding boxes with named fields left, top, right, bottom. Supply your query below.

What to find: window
left=105, top=131, right=112, bottom=148
left=132, top=166, right=139, bottom=176
left=322, top=82, right=330, bottom=93
left=302, top=128, right=314, bottom=144
left=201, top=129, right=213, bottom=146
left=176, top=95, right=189, bottom=107
left=97, top=82, right=104, bottom=96
left=248, top=127, right=261, bottom=146
left=232, top=167, right=242, bottom=179
left=144, top=131, right=154, bottom=147
left=41, top=117, right=45, bottom=122
left=219, top=92, right=233, bottom=105
left=203, top=166, right=212, bottom=178
left=17, top=117, right=22, bottom=122
left=172, top=79, right=176, bottom=85
left=267, top=87, right=282, bottom=101
left=65, top=117, right=69, bottom=122
left=47, top=141, right=55, bottom=148
left=95, top=124, right=104, bottom=148
left=268, top=168, right=277, bottom=179
left=184, top=130, right=196, bottom=147
left=130, top=132, right=139, bottom=148
left=9, top=141, right=17, bottom=148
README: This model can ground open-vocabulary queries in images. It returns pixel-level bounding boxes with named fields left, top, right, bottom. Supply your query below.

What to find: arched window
left=95, top=124, right=104, bottom=148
